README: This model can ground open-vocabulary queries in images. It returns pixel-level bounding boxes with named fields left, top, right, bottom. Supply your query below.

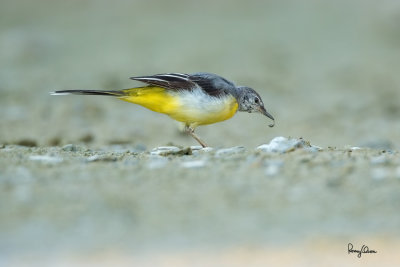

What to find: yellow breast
left=119, top=86, right=238, bottom=127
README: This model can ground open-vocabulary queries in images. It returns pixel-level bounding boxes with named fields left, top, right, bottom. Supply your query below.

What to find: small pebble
left=191, top=147, right=214, bottom=155
left=151, top=146, right=191, bottom=156
left=29, top=155, right=63, bottom=164
left=256, top=137, right=321, bottom=153
left=62, top=144, right=77, bottom=152
left=86, top=155, right=117, bottom=162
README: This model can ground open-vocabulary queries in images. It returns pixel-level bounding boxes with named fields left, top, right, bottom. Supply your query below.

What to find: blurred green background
left=1, top=0, right=399, bottom=149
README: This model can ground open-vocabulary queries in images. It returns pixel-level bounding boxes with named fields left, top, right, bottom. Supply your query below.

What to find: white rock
left=201, top=147, right=214, bottom=152
left=86, top=155, right=116, bottom=162
left=29, top=155, right=63, bottom=164
left=191, top=147, right=214, bottom=155
left=256, top=137, right=321, bottom=153
left=62, top=144, right=77, bottom=151
left=87, top=155, right=100, bottom=162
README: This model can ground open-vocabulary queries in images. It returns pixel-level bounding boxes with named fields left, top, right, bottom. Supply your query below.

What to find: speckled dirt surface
left=1, top=143, right=400, bottom=266
left=1, top=0, right=400, bottom=266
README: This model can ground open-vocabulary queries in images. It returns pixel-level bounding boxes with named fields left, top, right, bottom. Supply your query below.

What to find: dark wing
left=130, top=72, right=235, bottom=97
left=188, top=72, right=235, bottom=97
left=130, top=73, right=196, bottom=90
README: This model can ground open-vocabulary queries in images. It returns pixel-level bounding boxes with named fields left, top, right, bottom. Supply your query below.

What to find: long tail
left=50, top=90, right=126, bottom=97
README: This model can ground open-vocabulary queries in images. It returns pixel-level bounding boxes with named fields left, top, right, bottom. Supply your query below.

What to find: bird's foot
left=185, top=127, right=208, bottom=148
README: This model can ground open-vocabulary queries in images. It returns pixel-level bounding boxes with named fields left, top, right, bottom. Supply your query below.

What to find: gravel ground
left=1, top=142, right=400, bottom=266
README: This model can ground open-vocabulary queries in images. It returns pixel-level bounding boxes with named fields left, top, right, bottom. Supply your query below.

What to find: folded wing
left=130, top=72, right=234, bottom=98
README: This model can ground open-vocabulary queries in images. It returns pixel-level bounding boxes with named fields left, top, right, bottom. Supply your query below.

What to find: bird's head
left=237, top=86, right=275, bottom=127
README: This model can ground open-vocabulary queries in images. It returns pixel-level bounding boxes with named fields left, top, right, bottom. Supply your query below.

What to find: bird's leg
left=185, top=126, right=208, bottom=148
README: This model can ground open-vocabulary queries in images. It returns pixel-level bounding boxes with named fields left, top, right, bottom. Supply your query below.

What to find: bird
left=51, top=72, right=275, bottom=147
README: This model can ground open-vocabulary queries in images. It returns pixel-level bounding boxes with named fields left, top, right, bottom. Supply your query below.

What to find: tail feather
left=50, top=90, right=126, bottom=97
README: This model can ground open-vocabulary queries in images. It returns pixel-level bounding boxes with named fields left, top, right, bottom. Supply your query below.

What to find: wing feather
left=130, top=73, right=195, bottom=90
left=130, top=72, right=234, bottom=97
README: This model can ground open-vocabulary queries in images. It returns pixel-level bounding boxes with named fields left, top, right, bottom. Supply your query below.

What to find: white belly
left=168, top=89, right=238, bottom=127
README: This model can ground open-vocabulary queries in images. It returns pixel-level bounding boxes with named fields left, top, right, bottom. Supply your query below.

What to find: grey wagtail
left=51, top=72, right=275, bottom=147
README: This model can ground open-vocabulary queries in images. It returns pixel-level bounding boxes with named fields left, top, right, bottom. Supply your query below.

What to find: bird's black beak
left=259, top=106, right=275, bottom=127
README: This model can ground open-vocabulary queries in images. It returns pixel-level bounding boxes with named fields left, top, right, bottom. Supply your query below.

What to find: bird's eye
left=254, top=98, right=259, bottom=104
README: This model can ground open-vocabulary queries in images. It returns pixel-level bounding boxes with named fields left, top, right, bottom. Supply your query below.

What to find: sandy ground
left=1, top=0, right=400, bottom=266
left=1, top=144, right=399, bottom=266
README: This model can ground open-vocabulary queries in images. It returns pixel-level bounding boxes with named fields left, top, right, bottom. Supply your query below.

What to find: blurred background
left=1, top=0, right=399, bottom=149
left=1, top=0, right=400, bottom=266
